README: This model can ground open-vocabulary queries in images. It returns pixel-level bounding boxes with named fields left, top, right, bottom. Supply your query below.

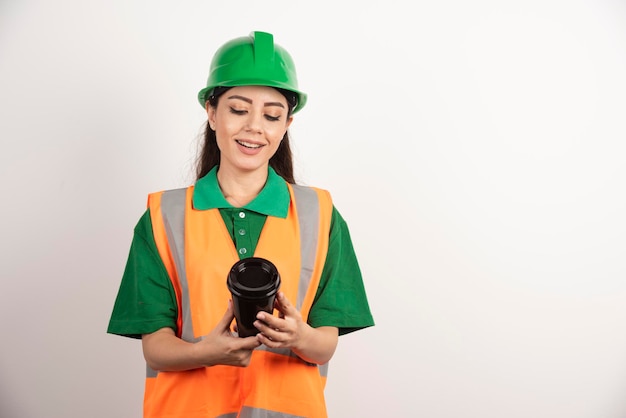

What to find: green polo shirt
left=108, top=167, right=374, bottom=338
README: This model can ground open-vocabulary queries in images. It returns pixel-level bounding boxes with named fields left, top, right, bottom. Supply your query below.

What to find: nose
left=244, top=109, right=263, bottom=133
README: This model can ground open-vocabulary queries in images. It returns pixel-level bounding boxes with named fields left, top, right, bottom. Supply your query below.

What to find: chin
left=234, top=162, right=268, bottom=173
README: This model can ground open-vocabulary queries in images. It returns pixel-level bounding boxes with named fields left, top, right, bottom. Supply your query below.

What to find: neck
left=216, top=165, right=268, bottom=207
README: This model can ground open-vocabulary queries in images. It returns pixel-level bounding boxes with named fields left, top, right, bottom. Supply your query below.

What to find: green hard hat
left=197, top=31, right=307, bottom=113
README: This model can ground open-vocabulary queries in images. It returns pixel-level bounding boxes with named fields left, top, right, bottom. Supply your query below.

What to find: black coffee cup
left=226, top=257, right=281, bottom=338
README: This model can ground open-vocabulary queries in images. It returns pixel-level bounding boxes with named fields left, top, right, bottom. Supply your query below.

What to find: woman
left=108, top=31, right=374, bottom=418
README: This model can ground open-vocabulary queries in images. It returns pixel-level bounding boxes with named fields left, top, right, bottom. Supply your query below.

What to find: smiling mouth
left=236, top=140, right=264, bottom=149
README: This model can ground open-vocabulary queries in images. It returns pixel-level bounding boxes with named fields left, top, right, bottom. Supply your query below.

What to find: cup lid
left=227, top=257, right=281, bottom=299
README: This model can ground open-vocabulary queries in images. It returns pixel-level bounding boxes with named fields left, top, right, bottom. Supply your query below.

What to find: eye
left=229, top=107, right=246, bottom=115
left=265, top=114, right=281, bottom=122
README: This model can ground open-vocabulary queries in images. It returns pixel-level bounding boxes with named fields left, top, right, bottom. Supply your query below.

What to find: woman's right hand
left=194, top=300, right=261, bottom=367
left=142, top=300, right=260, bottom=372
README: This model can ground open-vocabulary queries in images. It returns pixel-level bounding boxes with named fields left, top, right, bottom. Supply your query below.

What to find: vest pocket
left=144, top=366, right=241, bottom=417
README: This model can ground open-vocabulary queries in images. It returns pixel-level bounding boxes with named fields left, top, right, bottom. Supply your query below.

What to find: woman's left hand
left=254, top=291, right=304, bottom=348
left=254, top=291, right=338, bottom=364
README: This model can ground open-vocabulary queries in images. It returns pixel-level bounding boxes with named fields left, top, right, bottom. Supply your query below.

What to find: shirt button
left=239, top=211, right=246, bottom=219
left=239, top=248, right=247, bottom=255
left=238, top=229, right=246, bottom=236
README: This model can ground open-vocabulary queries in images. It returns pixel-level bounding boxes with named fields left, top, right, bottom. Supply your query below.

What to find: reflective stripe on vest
left=145, top=182, right=332, bottom=418
left=238, top=406, right=304, bottom=418
left=215, top=408, right=303, bottom=418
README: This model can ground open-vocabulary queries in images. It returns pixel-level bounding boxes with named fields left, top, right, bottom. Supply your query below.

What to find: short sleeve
left=307, top=206, right=375, bottom=336
left=107, top=210, right=178, bottom=339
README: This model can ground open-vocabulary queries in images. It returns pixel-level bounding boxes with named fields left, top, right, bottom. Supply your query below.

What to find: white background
left=1, top=1, right=626, bottom=417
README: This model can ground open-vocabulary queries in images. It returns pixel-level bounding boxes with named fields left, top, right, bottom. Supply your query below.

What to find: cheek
left=214, top=118, right=238, bottom=143
left=214, top=136, right=225, bottom=153
left=214, top=126, right=233, bottom=151
left=269, top=132, right=285, bottom=150
left=268, top=126, right=287, bottom=143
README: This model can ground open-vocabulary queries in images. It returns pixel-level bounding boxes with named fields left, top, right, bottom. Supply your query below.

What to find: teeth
left=237, top=140, right=263, bottom=149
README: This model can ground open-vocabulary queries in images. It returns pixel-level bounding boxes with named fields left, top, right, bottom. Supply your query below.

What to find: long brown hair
left=195, top=87, right=296, bottom=183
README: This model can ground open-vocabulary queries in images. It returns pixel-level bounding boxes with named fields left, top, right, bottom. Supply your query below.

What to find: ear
left=285, top=115, right=294, bottom=131
left=206, top=103, right=216, bottom=130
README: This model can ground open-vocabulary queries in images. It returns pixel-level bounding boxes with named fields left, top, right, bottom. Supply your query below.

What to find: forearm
left=292, top=326, right=338, bottom=365
left=142, top=328, right=204, bottom=372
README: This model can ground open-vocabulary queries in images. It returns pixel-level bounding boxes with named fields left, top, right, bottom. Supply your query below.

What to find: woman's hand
left=253, top=291, right=338, bottom=364
left=142, top=300, right=260, bottom=372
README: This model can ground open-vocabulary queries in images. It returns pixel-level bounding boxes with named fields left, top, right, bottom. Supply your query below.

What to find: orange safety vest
left=145, top=183, right=333, bottom=418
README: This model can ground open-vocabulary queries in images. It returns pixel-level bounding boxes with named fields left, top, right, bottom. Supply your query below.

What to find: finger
left=237, top=335, right=262, bottom=350
left=256, top=311, right=281, bottom=329
left=255, top=323, right=284, bottom=344
left=275, top=292, right=297, bottom=316
left=253, top=319, right=284, bottom=342
left=256, top=332, right=279, bottom=347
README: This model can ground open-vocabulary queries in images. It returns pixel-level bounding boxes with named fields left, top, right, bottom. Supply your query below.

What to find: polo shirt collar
left=192, top=166, right=290, bottom=218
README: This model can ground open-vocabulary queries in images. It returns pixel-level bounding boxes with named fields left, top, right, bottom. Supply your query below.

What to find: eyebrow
left=226, top=95, right=285, bottom=109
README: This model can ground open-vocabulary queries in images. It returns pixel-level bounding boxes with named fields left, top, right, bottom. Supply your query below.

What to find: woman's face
left=207, top=85, right=293, bottom=176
